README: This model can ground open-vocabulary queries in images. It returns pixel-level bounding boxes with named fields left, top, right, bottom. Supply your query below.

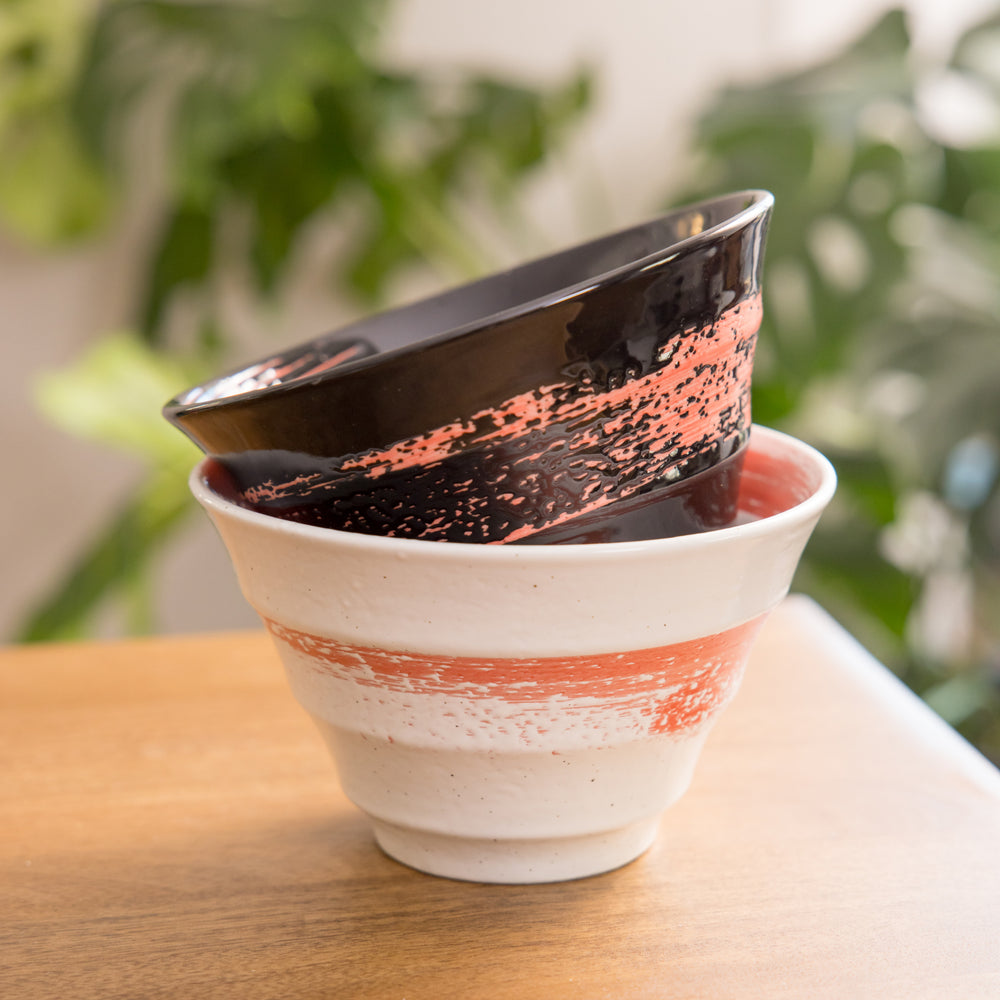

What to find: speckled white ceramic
left=191, top=426, right=835, bottom=883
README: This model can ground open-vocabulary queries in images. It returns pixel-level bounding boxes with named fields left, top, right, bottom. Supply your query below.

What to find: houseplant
left=5, top=0, right=590, bottom=638
left=674, top=9, right=1000, bottom=760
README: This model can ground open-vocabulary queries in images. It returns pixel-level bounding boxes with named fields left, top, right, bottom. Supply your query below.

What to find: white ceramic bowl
left=191, top=425, right=835, bottom=883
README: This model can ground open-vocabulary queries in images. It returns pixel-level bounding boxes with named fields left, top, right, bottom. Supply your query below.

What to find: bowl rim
left=189, top=424, right=835, bottom=563
left=166, top=189, right=773, bottom=417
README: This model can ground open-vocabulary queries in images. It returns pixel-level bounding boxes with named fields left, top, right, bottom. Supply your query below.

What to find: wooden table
left=3, top=597, right=999, bottom=999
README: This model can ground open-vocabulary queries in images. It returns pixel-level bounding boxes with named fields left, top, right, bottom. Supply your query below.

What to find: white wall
left=1, top=0, right=992, bottom=641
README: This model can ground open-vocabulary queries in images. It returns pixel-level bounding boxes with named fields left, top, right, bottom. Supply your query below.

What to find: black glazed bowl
left=165, top=190, right=773, bottom=544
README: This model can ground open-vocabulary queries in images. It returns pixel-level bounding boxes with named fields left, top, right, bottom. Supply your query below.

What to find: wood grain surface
left=2, top=597, right=999, bottom=999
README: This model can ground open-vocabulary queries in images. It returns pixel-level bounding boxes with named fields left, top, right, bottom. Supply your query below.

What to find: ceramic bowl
left=190, top=425, right=835, bottom=883
left=168, top=190, right=773, bottom=544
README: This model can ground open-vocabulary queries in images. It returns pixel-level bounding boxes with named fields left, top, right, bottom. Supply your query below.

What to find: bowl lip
left=165, top=189, right=774, bottom=418
left=189, top=424, right=836, bottom=562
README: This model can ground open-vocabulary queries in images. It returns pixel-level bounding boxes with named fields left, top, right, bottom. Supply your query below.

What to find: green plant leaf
left=34, top=331, right=205, bottom=463
left=140, top=207, right=215, bottom=340
left=23, top=331, right=206, bottom=640
left=17, top=467, right=193, bottom=642
left=0, top=111, right=109, bottom=243
left=0, top=1, right=110, bottom=243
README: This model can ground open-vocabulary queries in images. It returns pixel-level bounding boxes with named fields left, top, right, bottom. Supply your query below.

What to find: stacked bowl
left=165, top=189, right=836, bottom=882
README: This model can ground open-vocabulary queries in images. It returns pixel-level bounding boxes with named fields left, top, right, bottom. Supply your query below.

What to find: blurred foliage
left=5, top=0, right=590, bottom=640
left=0, top=0, right=109, bottom=242
left=9, top=2, right=1000, bottom=765
left=676, top=9, right=1000, bottom=762
left=28, top=335, right=205, bottom=638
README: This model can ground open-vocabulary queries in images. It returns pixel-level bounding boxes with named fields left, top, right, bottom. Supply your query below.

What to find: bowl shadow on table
left=13, top=805, right=694, bottom=999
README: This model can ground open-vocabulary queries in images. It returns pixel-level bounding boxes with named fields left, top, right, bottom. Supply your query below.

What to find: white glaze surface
left=192, top=425, right=835, bottom=881
left=193, top=427, right=836, bottom=657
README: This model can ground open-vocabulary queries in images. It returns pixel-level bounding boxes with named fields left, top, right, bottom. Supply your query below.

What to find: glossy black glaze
left=167, top=190, right=773, bottom=543
left=512, top=448, right=748, bottom=545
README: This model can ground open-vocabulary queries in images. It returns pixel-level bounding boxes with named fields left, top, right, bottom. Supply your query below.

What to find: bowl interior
left=196, top=426, right=834, bottom=548
left=736, top=432, right=829, bottom=520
